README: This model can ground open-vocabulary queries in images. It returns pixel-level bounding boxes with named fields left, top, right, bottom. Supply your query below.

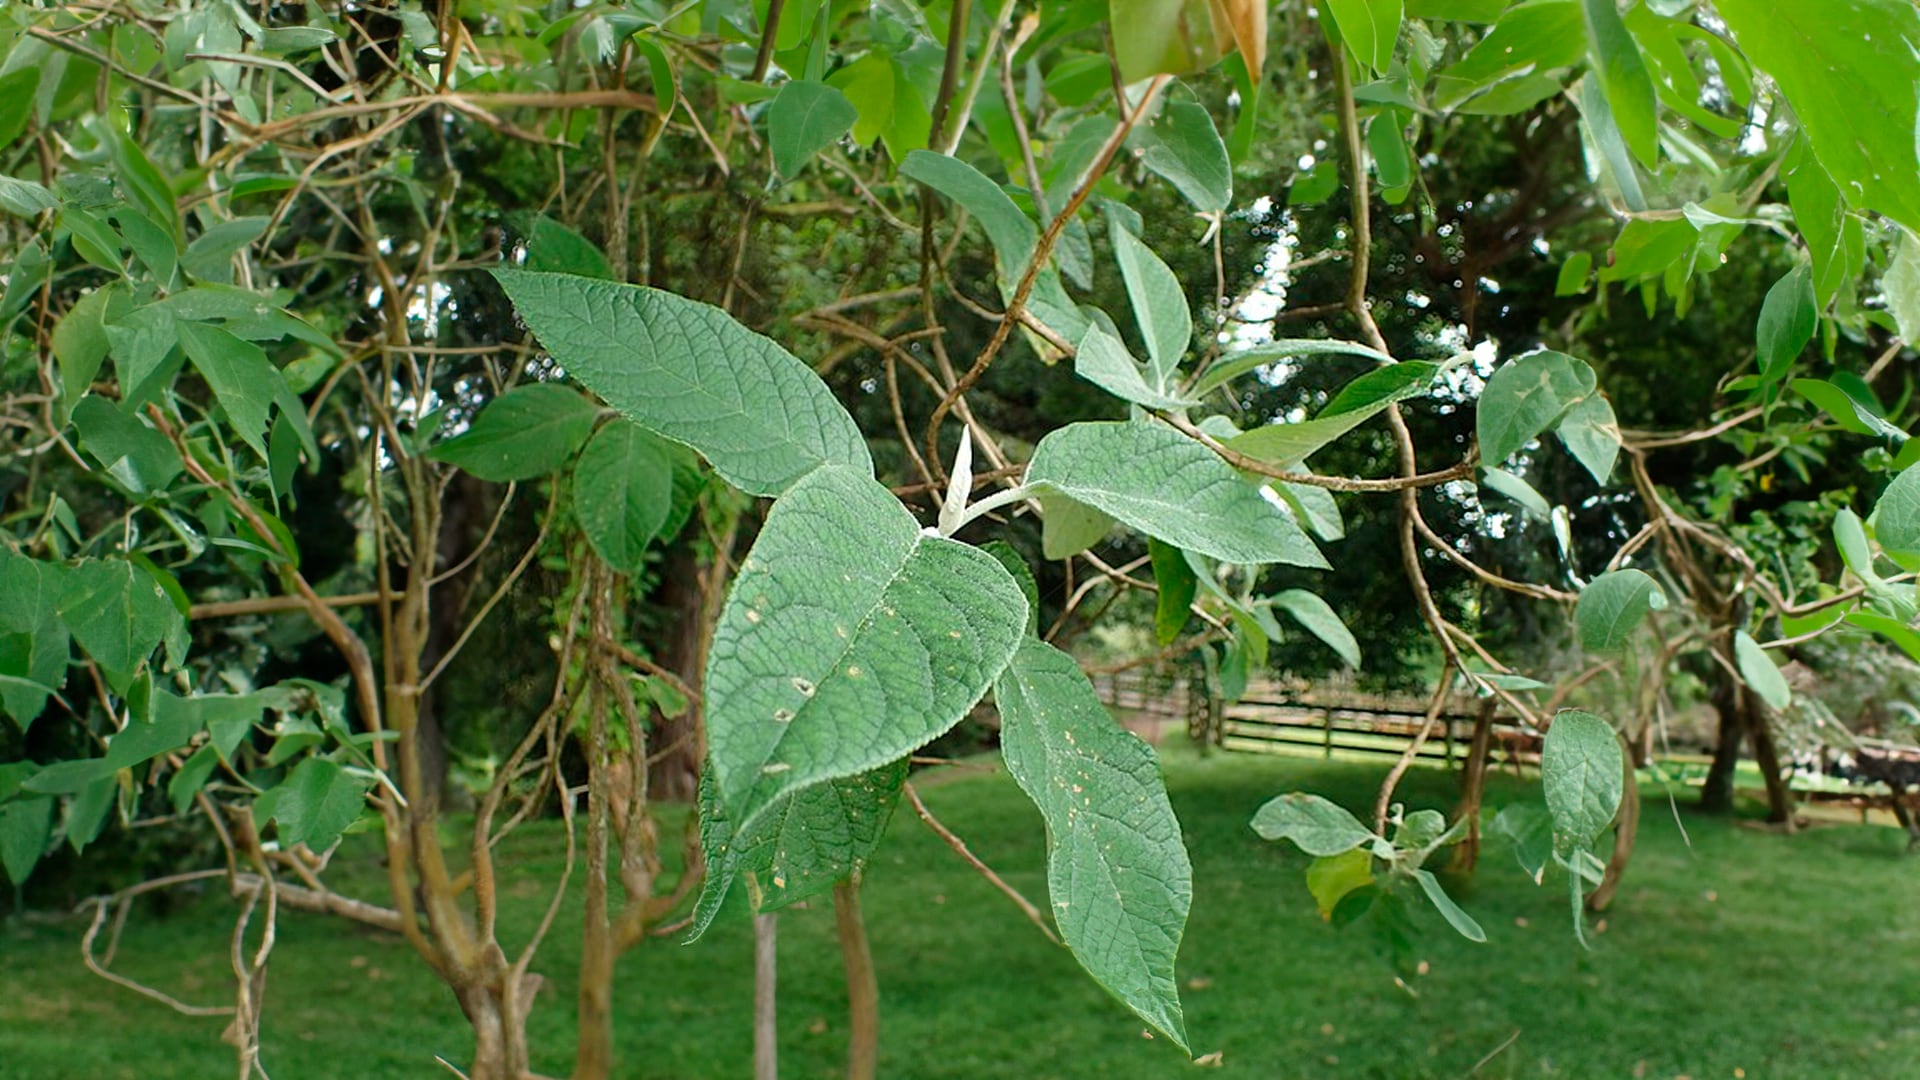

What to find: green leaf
left=253, top=758, right=374, bottom=851
left=1305, top=848, right=1375, bottom=918
left=492, top=271, right=870, bottom=497
left=1886, top=234, right=1920, bottom=349
left=1192, top=339, right=1398, bottom=397
left=1225, top=362, right=1437, bottom=466
left=1412, top=868, right=1486, bottom=942
left=429, top=384, right=599, bottom=482
left=828, top=53, right=894, bottom=146
left=1836, top=508, right=1882, bottom=584
left=1555, top=394, right=1620, bottom=485
left=1555, top=250, right=1593, bottom=296
left=176, top=319, right=284, bottom=459
left=1149, top=539, right=1198, bottom=645
left=1434, top=1, right=1585, bottom=105
left=1489, top=803, right=1552, bottom=884
left=1368, top=110, right=1413, bottom=199
left=0, top=68, right=36, bottom=150
left=1599, top=218, right=1696, bottom=282
left=1541, top=710, right=1623, bottom=858
left=1581, top=0, right=1658, bottom=168
left=1270, top=589, right=1360, bottom=668
left=103, top=121, right=182, bottom=247
left=521, top=215, right=614, bottom=280
left=705, top=465, right=1026, bottom=831
left=1407, top=0, right=1510, bottom=21
left=1038, top=491, right=1117, bottom=560
left=768, top=80, right=857, bottom=178
left=0, top=174, right=59, bottom=217
left=1477, top=351, right=1597, bottom=467
left=995, top=639, right=1192, bottom=1051
left=1846, top=611, right=1920, bottom=663
left=574, top=421, right=674, bottom=573
left=1793, top=378, right=1907, bottom=441
left=1074, top=326, right=1198, bottom=410
left=1274, top=480, right=1345, bottom=541
left=979, top=541, right=1040, bottom=635
left=182, top=217, right=270, bottom=284
left=1251, top=792, right=1376, bottom=856
left=1733, top=630, right=1791, bottom=711
left=0, top=795, right=52, bottom=885
left=1480, top=466, right=1552, bottom=520
left=1028, top=422, right=1328, bottom=568
left=0, top=549, right=60, bottom=636
left=67, top=774, right=118, bottom=853
left=1756, top=264, right=1817, bottom=392
left=1108, top=211, right=1193, bottom=386
left=72, top=397, right=182, bottom=493
left=1326, top=0, right=1403, bottom=73
left=57, top=560, right=180, bottom=677
left=168, top=745, right=221, bottom=816
left=900, top=151, right=1037, bottom=284
left=53, top=286, right=116, bottom=407
left=690, top=759, right=907, bottom=940
left=258, top=26, right=339, bottom=53
left=1573, top=68, right=1648, bottom=212
left=1131, top=97, right=1232, bottom=212
left=0, top=609, right=68, bottom=732
left=1787, top=155, right=1864, bottom=307
left=1715, top=0, right=1920, bottom=232
left=1109, top=0, right=1227, bottom=83
left=1575, top=569, right=1664, bottom=654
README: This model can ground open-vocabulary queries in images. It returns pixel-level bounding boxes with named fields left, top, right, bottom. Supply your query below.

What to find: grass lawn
left=5, top=743, right=1919, bottom=1079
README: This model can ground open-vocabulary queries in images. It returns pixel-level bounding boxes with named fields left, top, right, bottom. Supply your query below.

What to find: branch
left=903, top=781, right=1061, bottom=945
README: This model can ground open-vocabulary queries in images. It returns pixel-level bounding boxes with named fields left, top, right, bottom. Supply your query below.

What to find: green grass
left=5, top=746, right=1920, bottom=1079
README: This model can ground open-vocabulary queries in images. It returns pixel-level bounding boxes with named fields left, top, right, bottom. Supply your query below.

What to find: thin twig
left=903, top=781, right=1062, bottom=945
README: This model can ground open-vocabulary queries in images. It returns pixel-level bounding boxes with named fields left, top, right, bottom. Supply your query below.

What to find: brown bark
left=1450, top=701, right=1496, bottom=875
left=574, top=671, right=615, bottom=1080
left=834, top=880, right=879, bottom=1080
left=754, top=913, right=779, bottom=1080
left=1700, top=652, right=1747, bottom=814
left=1748, top=704, right=1797, bottom=828
left=645, top=549, right=708, bottom=801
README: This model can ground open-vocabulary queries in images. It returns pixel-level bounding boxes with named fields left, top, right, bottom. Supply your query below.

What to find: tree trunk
left=455, top=970, right=542, bottom=1080
left=1748, top=704, right=1797, bottom=829
left=754, top=913, right=779, bottom=1080
left=1587, top=742, right=1638, bottom=912
left=1450, top=701, right=1496, bottom=875
left=834, top=880, right=878, bottom=1080
left=574, top=678, right=615, bottom=1080
left=645, top=549, right=708, bottom=801
left=1699, top=658, right=1746, bottom=813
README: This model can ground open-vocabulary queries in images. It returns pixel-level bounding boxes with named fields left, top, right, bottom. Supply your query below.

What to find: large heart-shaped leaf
left=995, top=639, right=1192, bottom=1051
left=492, top=271, right=870, bottom=497
left=705, top=465, right=1027, bottom=831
